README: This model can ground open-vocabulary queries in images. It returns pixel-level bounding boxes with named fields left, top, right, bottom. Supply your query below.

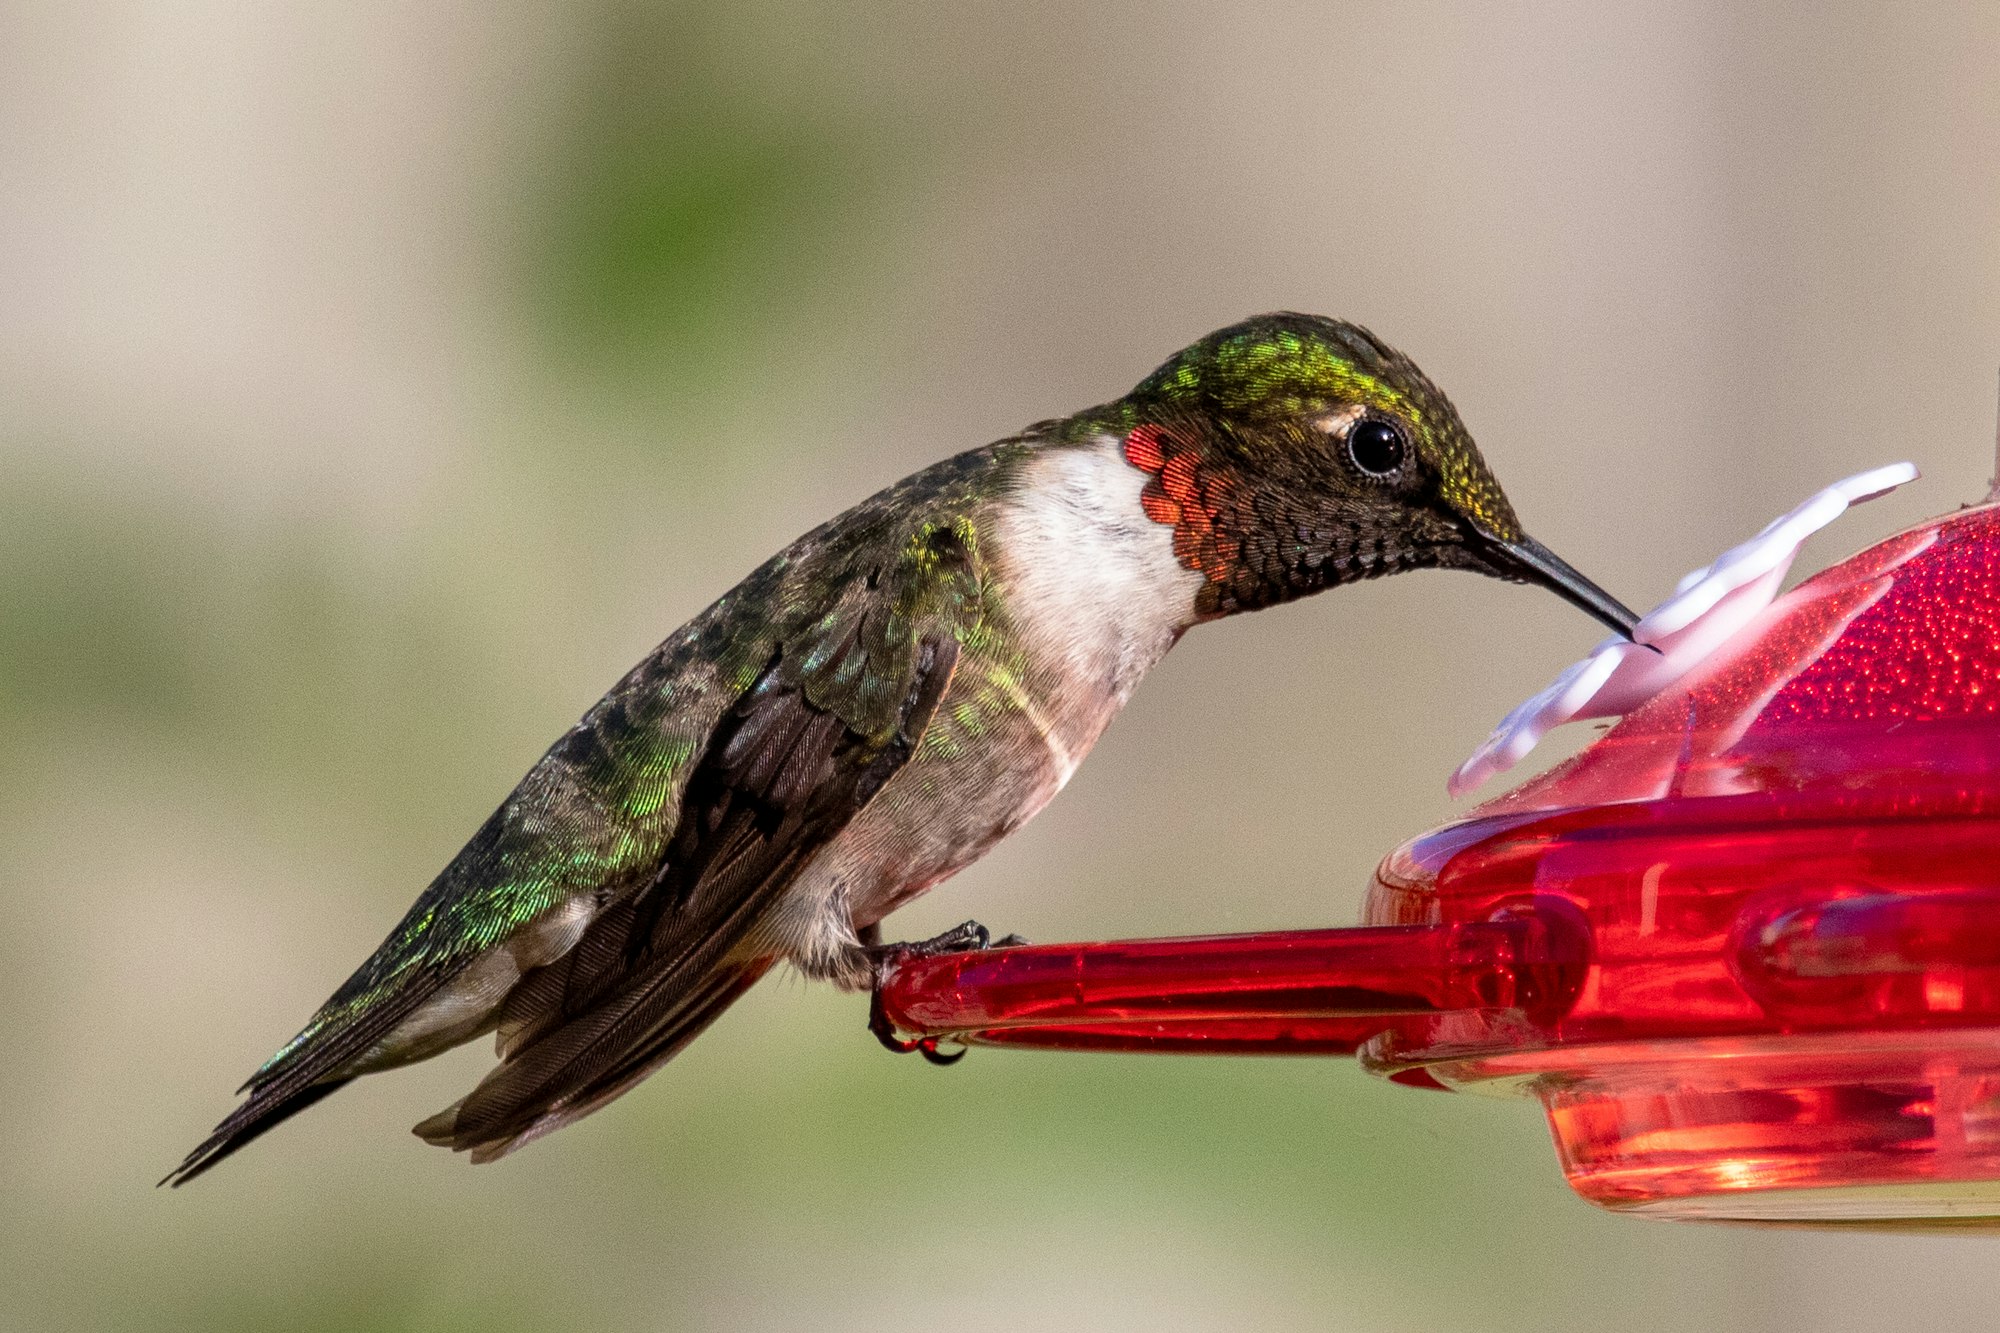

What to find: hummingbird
left=166, top=312, right=1636, bottom=1183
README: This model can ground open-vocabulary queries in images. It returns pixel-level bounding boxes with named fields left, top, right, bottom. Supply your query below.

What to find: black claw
left=864, top=918, right=1020, bottom=1064
left=863, top=920, right=914, bottom=1055
left=917, top=1038, right=965, bottom=1066
left=907, top=919, right=989, bottom=956
left=870, top=999, right=922, bottom=1055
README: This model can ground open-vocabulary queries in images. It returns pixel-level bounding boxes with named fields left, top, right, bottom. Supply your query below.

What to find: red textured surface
left=879, top=499, right=2000, bottom=1220
left=1764, top=507, right=2000, bottom=722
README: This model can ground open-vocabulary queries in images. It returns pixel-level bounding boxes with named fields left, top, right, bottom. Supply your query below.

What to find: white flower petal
left=1449, top=461, right=1919, bottom=798
left=1636, top=463, right=1917, bottom=640
left=1449, top=651, right=1620, bottom=797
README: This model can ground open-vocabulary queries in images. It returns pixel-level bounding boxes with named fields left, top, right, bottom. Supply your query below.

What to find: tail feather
left=414, top=957, right=772, bottom=1162
left=164, top=968, right=451, bottom=1187
left=159, top=1077, right=356, bottom=1187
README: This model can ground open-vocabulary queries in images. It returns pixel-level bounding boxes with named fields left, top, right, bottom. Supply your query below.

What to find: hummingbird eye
left=1346, top=417, right=1408, bottom=479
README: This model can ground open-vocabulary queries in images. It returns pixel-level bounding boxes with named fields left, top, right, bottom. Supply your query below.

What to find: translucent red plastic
left=879, top=907, right=1586, bottom=1060
left=879, top=499, right=2000, bottom=1223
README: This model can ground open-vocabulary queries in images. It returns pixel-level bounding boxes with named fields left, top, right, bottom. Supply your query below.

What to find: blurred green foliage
left=523, top=6, right=884, bottom=385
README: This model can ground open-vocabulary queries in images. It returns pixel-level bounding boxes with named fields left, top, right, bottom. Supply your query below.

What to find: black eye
left=1346, top=417, right=1407, bottom=478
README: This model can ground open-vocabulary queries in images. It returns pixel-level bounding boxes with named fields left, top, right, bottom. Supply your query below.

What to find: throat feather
left=1123, top=423, right=1244, bottom=610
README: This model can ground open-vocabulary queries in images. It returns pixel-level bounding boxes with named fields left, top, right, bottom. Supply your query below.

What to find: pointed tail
left=160, top=1077, right=357, bottom=1187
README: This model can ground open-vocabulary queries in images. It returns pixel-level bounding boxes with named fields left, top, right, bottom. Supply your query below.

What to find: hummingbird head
left=1110, top=312, right=1637, bottom=635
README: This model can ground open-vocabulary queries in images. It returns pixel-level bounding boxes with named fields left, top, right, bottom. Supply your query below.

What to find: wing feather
left=421, top=626, right=962, bottom=1158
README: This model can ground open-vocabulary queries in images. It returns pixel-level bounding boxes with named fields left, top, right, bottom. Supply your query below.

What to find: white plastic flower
left=1448, top=461, right=1920, bottom=798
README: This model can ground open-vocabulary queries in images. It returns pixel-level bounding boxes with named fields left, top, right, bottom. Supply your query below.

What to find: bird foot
left=864, top=920, right=1025, bottom=1065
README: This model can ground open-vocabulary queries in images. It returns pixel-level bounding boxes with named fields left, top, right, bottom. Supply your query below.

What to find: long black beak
left=1479, top=532, right=1640, bottom=639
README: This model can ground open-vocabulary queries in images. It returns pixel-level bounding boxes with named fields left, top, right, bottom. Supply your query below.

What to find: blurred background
left=6, top=3, right=2000, bottom=1329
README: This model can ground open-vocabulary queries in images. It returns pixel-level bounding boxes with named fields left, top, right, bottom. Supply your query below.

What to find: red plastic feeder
left=879, top=492, right=2000, bottom=1223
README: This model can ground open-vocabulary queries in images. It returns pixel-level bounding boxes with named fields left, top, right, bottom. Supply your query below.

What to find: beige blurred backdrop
left=5, top=3, right=2000, bottom=1330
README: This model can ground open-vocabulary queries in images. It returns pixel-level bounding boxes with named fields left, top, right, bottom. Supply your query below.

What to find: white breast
left=768, top=435, right=1209, bottom=970
left=990, top=435, right=1206, bottom=723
